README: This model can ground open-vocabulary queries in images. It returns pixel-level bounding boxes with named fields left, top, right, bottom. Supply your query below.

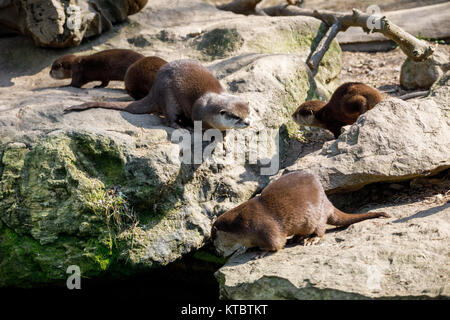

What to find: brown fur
left=50, top=49, right=144, bottom=88
left=64, top=59, right=252, bottom=130
left=212, top=171, right=390, bottom=257
left=292, top=82, right=384, bottom=138
left=124, top=56, right=168, bottom=100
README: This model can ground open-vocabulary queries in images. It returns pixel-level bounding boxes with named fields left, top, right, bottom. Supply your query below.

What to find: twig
left=396, top=90, right=429, bottom=100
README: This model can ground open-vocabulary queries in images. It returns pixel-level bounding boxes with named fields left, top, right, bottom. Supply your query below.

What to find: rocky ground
left=339, top=45, right=450, bottom=97
left=0, top=0, right=448, bottom=299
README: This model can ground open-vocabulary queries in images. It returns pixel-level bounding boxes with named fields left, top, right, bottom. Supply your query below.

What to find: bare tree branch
left=217, top=1, right=434, bottom=71
left=397, top=90, right=429, bottom=100
left=264, top=5, right=434, bottom=70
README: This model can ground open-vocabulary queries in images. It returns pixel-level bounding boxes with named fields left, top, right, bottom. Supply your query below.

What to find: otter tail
left=327, top=208, right=390, bottom=227
left=64, top=97, right=158, bottom=115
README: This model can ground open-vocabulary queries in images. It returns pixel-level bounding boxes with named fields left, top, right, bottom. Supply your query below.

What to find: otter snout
left=239, top=117, right=252, bottom=128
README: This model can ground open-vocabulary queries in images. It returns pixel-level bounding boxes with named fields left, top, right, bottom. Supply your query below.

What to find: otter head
left=50, top=54, right=76, bottom=79
left=197, top=93, right=252, bottom=131
left=292, top=100, right=326, bottom=127
left=211, top=225, right=246, bottom=257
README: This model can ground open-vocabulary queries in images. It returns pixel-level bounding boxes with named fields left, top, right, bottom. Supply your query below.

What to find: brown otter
left=124, top=56, right=168, bottom=100
left=50, top=49, right=144, bottom=88
left=64, top=59, right=252, bottom=130
left=292, top=82, right=383, bottom=138
left=211, top=171, right=390, bottom=258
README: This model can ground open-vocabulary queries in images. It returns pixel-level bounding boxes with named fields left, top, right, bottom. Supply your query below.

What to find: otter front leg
left=252, top=227, right=286, bottom=260
left=70, top=69, right=86, bottom=88
left=94, top=80, right=110, bottom=88
left=162, top=90, right=183, bottom=129
left=302, top=226, right=325, bottom=246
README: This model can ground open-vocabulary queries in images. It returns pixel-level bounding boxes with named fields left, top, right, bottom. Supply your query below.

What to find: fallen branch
left=217, top=1, right=434, bottom=71
left=397, top=90, right=429, bottom=100
left=264, top=5, right=434, bottom=70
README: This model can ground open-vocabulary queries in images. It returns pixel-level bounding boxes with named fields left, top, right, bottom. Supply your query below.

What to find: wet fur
left=50, top=49, right=144, bottom=88
left=292, top=82, right=383, bottom=138
left=212, top=171, right=390, bottom=256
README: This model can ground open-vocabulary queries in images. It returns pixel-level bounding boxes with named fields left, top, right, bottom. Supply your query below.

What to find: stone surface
left=400, top=46, right=450, bottom=90
left=0, top=0, right=148, bottom=48
left=216, top=200, right=450, bottom=299
left=0, top=0, right=341, bottom=287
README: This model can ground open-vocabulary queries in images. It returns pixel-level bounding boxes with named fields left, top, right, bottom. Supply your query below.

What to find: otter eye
left=219, top=110, right=227, bottom=116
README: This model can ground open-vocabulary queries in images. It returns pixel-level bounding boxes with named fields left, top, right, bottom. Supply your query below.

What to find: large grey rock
left=400, top=46, right=450, bottom=90
left=281, top=72, right=450, bottom=194
left=0, top=0, right=341, bottom=287
left=0, top=0, right=148, bottom=48
left=216, top=200, right=450, bottom=299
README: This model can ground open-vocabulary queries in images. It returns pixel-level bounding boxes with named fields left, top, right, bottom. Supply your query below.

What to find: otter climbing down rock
left=211, top=171, right=390, bottom=258
left=124, top=56, right=168, bottom=100
left=65, top=59, right=252, bottom=130
left=50, top=49, right=144, bottom=88
left=292, top=82, right=383, bottom=138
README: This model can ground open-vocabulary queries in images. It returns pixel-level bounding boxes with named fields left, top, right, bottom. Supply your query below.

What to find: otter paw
left=302, top=236, right=323, bottom=246
left=252, top=251, right=269, bottom=260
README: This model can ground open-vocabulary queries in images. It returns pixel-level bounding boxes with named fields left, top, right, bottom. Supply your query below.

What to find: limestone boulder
left=400, top=46, right=450, bottom=90
left=216, top=200, right=450, bottom=299
left=0, top=0, right=148, bottom=48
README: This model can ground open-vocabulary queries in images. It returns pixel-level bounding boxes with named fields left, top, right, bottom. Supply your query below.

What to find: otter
left=50, top=49, right=144, bottom=88
left=124, top=56, right=168, bottom=100
left=64, top=59, right=252, bottom=130
left=292, top=82, right=383, bottom=138
left=211, top=171, right=390, bottom=258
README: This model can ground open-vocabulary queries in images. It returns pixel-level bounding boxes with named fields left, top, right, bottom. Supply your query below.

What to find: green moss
left=246, top=21, right=341, bottom=88
left=248, top=28, right=313, bottom=55
left=71, top=133, right=125, bottom=186
left=0, top=225, right=116, bottom=287
left=0, top=134, right=140, bottom=287
left=198, top=28, right=244, bottom=59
